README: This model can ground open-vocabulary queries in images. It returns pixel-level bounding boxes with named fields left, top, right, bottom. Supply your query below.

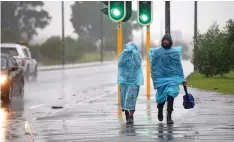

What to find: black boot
left=167, top=95, right=174, bottom=124
left=167, top=112, right=174, bottom=124
left=158, top=108, right=163, bottom=121
left=125, top=111, right=129, bottom=122
left=157, top=102, right=165, bottom=122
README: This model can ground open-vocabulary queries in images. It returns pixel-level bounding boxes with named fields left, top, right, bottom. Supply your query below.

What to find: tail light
left=21, top=59, right=25, bottom=66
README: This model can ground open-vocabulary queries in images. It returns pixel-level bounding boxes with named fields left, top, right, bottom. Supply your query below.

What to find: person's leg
left=167, top=95, right=174, bottom=124
left=129, top=110, right=135, bottom=116
left=120, top=84, right=129, bottom=122
left=126, top=86, right=140, bottom=123
left=156, top=86, right=167, bottom=121
left=157, top=101, right=165, bottom=121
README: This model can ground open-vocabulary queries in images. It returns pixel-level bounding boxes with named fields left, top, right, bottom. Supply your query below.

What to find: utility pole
left=61, top=1, right=65, bottom=66
left=194, top=1, right=198, bottom=71
left=52, top=1, right=65, bottom=109
left=165, top=1, right=171, bottom=34
left=100, top=2, right=104, bottom=62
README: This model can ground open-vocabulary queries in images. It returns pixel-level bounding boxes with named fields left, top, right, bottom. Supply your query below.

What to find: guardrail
left=38, top=60, right=118, bottom=71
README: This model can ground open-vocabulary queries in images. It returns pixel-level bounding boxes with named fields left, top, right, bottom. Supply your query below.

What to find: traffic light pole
left=117, top=22, right=123, bottom=105
left=146, top=25, right=151, bottom=99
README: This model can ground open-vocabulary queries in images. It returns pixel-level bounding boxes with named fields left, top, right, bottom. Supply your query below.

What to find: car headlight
left=0, top=75, right=7, bottom=85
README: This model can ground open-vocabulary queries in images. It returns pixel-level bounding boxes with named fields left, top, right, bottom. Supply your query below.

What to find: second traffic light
left=138, top=1, right=153, bottom=26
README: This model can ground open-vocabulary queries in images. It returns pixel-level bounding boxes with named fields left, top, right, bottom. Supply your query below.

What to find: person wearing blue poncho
left=148, top=34, right=187, bottom=124
left=117, top=42, right=144, bottom=124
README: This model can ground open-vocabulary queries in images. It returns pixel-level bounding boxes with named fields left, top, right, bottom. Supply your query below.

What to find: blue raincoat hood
left=117, top=43, right=144, bottom=86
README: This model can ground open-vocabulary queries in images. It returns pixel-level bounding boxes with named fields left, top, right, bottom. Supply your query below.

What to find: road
left=1, top=60, right=234, bottom=142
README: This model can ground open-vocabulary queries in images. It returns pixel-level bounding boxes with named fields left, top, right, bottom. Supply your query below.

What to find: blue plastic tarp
left=148, top=46, right=185, bottom=104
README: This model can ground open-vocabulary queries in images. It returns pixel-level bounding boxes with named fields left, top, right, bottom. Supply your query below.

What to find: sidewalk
left=29, top=84, right=234, bottom=142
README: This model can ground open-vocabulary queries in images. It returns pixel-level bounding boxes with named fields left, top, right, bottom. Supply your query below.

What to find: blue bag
left=183, top=84, right=195, bottom=109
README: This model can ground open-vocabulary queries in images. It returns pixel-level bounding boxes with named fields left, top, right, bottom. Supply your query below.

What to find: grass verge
left=187, top=71, right=234, bottom=95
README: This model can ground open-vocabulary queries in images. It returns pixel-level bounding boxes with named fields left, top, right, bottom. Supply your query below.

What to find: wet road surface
left=1, top=61, right=234, bottom=142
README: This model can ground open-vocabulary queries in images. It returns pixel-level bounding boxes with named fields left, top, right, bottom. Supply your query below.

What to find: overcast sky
left=32, top=1, right=234, bottom=45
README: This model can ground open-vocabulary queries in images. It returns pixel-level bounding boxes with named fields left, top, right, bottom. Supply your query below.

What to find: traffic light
left=122, top=1, right=132, bottom=22
left=101, top=1, right=108, bottom=15
left=138, top=1, right=153, bottom=26
left=108, top=1, right=126, bottom=22
left=101, top=1, right=132, bottom=23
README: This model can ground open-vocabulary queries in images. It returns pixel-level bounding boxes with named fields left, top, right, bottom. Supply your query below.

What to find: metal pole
left=194, top=1, right=198, bottom=71
left=117, top=22, right=123, bottom=105
left=100, top=2, right=104, bottom=62
left=146, top=25, right=151, bottom=99
left=165, top=1, right=171, bottom=34
left=61, top=1, right=65, bottom=66
left=53, top=1, right=65, bottom=109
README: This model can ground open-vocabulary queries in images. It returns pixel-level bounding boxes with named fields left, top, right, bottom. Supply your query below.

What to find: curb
left=38, top=61, right=117, bottom=72
left=38, top=60, right=147, bottom=72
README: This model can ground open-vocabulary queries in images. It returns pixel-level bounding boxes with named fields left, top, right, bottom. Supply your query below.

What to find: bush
left=38, top=36, right=84, bottom=64
left=194, top=22, right=232, bottom=77
left=76, top=37, right=97, bottom=52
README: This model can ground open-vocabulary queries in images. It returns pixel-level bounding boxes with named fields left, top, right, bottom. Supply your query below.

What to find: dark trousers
left=157, top=95, right=174, bottom=113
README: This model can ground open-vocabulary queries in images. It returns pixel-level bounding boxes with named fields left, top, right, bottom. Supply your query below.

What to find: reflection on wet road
left=0, top=96, right=26, bottom=142
left=1, top=61, right=234, bottom=142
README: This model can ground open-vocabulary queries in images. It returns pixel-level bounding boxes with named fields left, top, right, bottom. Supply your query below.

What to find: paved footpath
left=26, top=85, right=234, bottom=142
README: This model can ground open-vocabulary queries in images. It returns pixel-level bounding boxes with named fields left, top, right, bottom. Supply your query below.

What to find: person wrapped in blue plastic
left=148, top=34, right=187, bottom=124
left=117, top=42, right=144, bottom=124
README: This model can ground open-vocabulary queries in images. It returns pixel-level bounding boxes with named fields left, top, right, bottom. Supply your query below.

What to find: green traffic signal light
left=109, top=1, right=126, bottom=22
left=138, top=1, right=153, bottom=25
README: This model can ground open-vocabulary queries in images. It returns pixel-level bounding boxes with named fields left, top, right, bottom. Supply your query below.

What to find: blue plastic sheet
left=148, top=46, right=185, bottom=104
left=117, top=43, right=144, bottom=86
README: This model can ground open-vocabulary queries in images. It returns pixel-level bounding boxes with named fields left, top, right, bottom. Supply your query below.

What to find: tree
left=225, top=19, right=234, bottom=68
left=226, top=19, right=234, bottom=44
left=1, top=1, right=51, bottom=41
left=70, top=1, right=141, bottom=43
left=1, top=28, right=23, bottom=43
left=194, top=22, right=231, bottom=77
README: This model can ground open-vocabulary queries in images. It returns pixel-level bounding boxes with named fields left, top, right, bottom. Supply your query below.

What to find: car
left=1, top=43, right=38, bottom=81
left=1, top=53, right=24, bottom=104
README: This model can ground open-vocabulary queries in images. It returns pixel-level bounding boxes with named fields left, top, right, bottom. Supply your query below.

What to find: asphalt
left=1, top=61, right=234, bottom=142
